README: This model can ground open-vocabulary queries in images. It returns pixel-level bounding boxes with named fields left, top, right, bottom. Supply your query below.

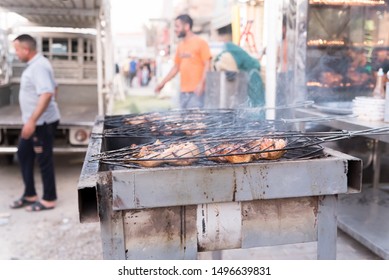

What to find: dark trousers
left=17, top=120, right=59, bottom=201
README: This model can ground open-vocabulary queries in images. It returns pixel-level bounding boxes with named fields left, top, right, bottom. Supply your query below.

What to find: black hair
left=14, top=34, right=37, bottom=51
left=175, top=14, right=193, bottom=30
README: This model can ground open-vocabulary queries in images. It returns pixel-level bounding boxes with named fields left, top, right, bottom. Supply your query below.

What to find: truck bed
left=0, top=103, right=97, bottom=128
left=0, top=103, right=98, bottom=154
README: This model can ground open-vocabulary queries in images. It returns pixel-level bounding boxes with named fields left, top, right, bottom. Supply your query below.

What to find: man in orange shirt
left=155, top=14, right=211, bottom=109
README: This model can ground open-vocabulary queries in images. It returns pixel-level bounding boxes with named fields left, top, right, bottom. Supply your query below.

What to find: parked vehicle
left=0, top=0, right=113, bottom=158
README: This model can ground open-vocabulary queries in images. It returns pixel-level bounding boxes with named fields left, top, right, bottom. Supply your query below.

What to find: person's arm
left=21, top=93, right=53, bottom=139
left=154, top=64, right=179, bottom=93
left=194, top=40, right=212, bottom=96
left=194, top=59, right=210, bottom=96
left=54, top=85, right=58, bottom=99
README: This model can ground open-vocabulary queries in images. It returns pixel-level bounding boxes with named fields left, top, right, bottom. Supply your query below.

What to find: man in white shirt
left=10, top=34, right=60, bottom=211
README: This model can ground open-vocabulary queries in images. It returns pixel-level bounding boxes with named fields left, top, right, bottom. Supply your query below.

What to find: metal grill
left=93, top=135, right=325, bottom=169
left=93, top=109, right=389, bottom=169
left=102, top=105, right=324, bottom=137
left=103, top=109, right=269, bottom=137
left=78, top=113, right=367, bottom=260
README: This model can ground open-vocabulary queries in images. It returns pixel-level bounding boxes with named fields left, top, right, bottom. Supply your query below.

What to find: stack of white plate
left=352, top=97, right=385, bottom=121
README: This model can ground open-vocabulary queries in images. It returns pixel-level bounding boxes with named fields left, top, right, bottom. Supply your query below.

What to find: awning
left=0, top=0, right=102, bottom=28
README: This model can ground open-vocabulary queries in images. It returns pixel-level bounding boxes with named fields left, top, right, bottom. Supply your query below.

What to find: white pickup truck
left=0, top=0, right=113, bottom=160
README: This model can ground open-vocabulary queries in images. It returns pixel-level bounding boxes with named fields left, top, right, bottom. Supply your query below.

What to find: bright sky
left=110, top=0, right=165, bottom=33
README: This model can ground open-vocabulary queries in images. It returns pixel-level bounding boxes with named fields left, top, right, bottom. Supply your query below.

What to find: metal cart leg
left=372, top=140, right=382, bottom=189
left=317, top=195, right=337, bottom=260
left=98, top=173, right=126, bottom=260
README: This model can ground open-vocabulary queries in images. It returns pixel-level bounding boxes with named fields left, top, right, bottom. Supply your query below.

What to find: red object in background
left=239, top=20, right=258, bottom=54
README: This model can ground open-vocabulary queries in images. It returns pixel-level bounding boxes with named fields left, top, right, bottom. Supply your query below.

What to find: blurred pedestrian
left=155, top=14, right=211, bottom=109
left=128, top=57, right=137, bottom=87
left=10, top=34, right=60, bottom=211
left=213, top=37, right=265, bottom=108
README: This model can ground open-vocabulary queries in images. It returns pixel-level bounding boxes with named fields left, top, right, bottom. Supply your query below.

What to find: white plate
left=353, top=97, right=385, bottom=105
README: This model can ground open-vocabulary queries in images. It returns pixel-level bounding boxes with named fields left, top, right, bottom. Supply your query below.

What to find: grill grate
left=95, top=109, right=389, bottom=169
left=102, top=108, right=311, bottom=138
left=92, top=132, right=326, bottom=169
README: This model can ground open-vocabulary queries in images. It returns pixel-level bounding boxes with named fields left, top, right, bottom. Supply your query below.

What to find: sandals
left=26, top=201, right=55, bottom=212
left=10, top=197, right=37, bottom=209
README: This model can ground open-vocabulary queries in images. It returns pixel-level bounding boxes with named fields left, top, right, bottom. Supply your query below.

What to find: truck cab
left=0, top=0, right=113, bottom=156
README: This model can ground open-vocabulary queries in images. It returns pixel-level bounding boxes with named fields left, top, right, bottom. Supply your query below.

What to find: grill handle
left=324, top=148, right=362, bottom=194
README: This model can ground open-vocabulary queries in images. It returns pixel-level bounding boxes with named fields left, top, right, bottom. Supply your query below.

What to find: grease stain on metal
left=201, top=206, right=206, bottom=234
left=113, top=194, right=125, bottom=209
left=180, top=206, right=187, bottom=251
left=202, top=217, right=206, bottom=234
left=310, top=197, right=319, bottom=228
left=232, top=175, right=237, bottom=202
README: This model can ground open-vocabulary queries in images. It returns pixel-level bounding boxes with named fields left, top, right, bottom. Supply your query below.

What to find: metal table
left=77, top=116, right=361, bottom=260
left=295, top=108, right=389, bottom=259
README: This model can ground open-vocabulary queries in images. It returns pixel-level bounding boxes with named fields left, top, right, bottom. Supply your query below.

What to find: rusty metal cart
left=78, top=111, right=362, bottom=260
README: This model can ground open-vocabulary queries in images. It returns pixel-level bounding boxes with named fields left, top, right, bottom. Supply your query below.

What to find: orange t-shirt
left=174, top=35, right=211, bottom=92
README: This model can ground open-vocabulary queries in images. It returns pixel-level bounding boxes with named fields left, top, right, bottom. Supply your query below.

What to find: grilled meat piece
left=204, top=144, right=229, bottom=163
left=123, top=112, right=162, bottom=125
left=127, top=140, right=200, bottom=167
left=205, top=143, right=252, bottom=164
left=205, top=137, right=287, bottom=163
left=255, top=138, right=287, bottom=160
left=126, top=139, right=167, bottom=167
left=159, top=142, right=200, bottom=166
left=181, top=122, right=207, bottom=136
left=150, top=122, right=207, bottom=136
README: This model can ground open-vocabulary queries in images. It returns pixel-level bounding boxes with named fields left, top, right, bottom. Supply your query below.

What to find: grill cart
left=77, top=109, right=365, bottom=260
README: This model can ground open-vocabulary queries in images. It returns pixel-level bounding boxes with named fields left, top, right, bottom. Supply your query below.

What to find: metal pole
left=317, top=195, right=337, bottom=259
left=293, top=0, right=308, bottom=102
left=104, top=1, right=114, bottom=99
left=264, top=0, right=281, bottom=120
left=372, top=140, right=382, bottom=189
left=96, top=14, right=104, bottom=115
